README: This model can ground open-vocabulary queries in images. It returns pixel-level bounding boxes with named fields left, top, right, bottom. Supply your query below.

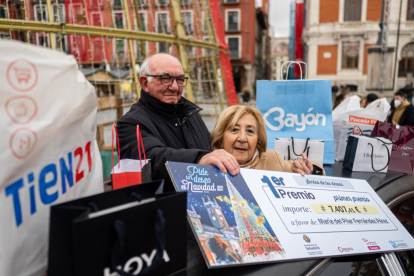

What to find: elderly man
left=117, top=53, right=239, bottom=191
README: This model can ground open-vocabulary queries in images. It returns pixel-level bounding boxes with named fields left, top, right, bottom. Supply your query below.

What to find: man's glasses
left=146, top=74, right=189, bottom=87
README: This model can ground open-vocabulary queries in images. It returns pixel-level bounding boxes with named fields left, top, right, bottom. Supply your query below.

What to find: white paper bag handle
left=281, top=61, right=308, bottom=80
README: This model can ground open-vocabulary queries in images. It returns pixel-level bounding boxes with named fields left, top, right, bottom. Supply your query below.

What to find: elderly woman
left=211, top=105, right=324, bottom=175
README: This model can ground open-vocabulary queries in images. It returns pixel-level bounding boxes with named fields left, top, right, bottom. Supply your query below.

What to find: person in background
left=388, top=90, right=414, bottom=127
left=363, top=93, right=379, bottom=108
left=402, top=85, right=413, bottom=104
left=211, top=105, right=324, bottom=176
left=242, top=87, right=251, bottom=103
left=117, top=53, right=239, bottom=191
left=333, top=90, right=349, bottom=110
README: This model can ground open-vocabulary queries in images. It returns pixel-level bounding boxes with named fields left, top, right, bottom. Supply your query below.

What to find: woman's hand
left=198, top=149, right=240, bottom=175
left=292, top=153, right=313, bottom=176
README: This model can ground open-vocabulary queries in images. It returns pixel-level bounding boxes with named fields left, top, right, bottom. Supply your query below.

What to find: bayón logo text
left=263, top=107, right=326, bottom=131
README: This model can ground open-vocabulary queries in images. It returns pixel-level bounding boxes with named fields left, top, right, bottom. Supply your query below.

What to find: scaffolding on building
left=0, top=0, right=237, bottom=150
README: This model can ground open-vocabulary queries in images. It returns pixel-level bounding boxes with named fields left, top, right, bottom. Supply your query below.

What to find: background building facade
left=302, top=0, right=414, bottom=96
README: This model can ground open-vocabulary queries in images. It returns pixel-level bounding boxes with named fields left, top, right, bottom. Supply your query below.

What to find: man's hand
left=292, top=153, right=313, bottom=176
left=198, top=149, right=240, bottom=176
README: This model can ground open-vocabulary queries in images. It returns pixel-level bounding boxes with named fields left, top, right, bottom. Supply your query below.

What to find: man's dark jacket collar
left=139, top=89, right=202, bottom=117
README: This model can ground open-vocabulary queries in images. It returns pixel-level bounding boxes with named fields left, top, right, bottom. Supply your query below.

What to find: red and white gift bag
left=111, top=124, right=149, bottom=189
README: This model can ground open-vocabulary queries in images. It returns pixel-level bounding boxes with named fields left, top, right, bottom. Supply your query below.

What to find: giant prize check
left=166, top=161, right=414, bottom=268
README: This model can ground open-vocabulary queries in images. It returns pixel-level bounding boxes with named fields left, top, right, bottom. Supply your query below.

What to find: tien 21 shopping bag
left=343, top=135, right=393, bottom=173
left=370, top=122, right=414, bottom=174
left=111, top=124, right=150, bottom=189
left=48, top=180, right=187, bottom=276
left=257, top=62, right=334, bottom=164
left=0, top=40, right=103, bottom=276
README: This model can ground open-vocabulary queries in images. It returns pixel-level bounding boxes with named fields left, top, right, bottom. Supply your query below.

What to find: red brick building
left=219, top=0, right=271, bottom=94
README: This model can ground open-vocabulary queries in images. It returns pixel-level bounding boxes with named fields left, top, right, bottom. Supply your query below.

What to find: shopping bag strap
left=288, top=146, right=310, bottom=160
left=281, top=61, right=307, bottom=80
left=290, top=137, right=310, bottom=156
left=111, top=205, right=166, bottom=276
left=392, top=129, right=407, bottom=151
left=368, top=138, right=391, bottom=172
left=112, top=124, right=121, bottom=171
left=386, top=126, right=395, bottom=140
left=136, top=125, right=148, bottom=169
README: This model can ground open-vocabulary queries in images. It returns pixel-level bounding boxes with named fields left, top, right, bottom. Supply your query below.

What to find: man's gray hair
left=139, top=54, right=183, bottom=82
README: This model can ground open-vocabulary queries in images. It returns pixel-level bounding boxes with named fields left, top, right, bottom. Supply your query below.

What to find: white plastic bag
left=0, top=41, right=103, bottom=276
left=332, top=96, right=390, bottom=161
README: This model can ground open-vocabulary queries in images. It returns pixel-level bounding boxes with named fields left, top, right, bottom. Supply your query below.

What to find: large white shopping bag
left=333, top=96, right=390, bottom=161
left=275, top=137, right=324, bottom=167
left=0, top=41, right=103, bottom=276
left=343, top=135, right=393, bottom=173
left=111, top=124, right=149, bottom=189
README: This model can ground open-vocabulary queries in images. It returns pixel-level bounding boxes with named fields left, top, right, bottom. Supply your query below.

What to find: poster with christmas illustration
left=166, top=162, right=286, bottom=268
left=167, top=161, right=414, bottom=268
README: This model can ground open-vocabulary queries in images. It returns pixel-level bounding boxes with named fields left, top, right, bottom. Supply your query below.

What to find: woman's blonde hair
left=211, top=105, right=267, bottom=155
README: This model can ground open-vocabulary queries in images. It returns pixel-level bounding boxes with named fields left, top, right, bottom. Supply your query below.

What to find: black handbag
left=48, top=180, right=187, bottom=276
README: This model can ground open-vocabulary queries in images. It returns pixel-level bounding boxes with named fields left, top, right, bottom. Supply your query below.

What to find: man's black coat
left=388, top=104, right=414, bottom=127
left=117, top=90, right=211, bottom=191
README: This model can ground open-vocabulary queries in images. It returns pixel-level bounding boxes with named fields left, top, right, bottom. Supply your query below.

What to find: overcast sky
left=267, top=0, right=292, bottom=38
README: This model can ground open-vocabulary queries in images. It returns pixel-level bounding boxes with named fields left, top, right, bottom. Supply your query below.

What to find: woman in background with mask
left=388, top=90, right=414, bottom=126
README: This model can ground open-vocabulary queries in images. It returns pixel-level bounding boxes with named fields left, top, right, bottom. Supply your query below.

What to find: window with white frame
left=181, top=11, right=193, bottom=34
left=157, top=42, right=170, bottom=53
left=0, top=33, right=10, bottom=39
left=34, top=4, right=66, bottom=47
left=398, top=43, right=414, bottom=77
left=34, top=4, right=65, bottom=23
left=201, top=11, right=207, bottom=33
left=156, top=0, right=169, bottom=6
left=114, top=39, right=126, bottom=60
left=180, top=0, right=192, bottom=5
left=156, top=12, right=169, bottom=33
left=136, top=40, right=147, bottom=59
left=138, top=12, right=147, bottom=31
left=407, top=0, right=414, bottom=21
left=341, top=41, right=360, bottom=69
left=34, top=4, right=48, bottom=22
left=113, top=0, right=123, bottom=8
left=202, top=36, right=210, bottom=56
left=344, top=0, right=361, bottom=22
left=52, top=3, right=66, bottom=23
left=226, top=9, right=240, bottom=32
left=226, top=36, right=241, bottom=59
left=113, top=11, right=125, bottom=29
left=0, top=5, right=6, bottom=19
left=186, top=45, right=194, bottom=57
left=137, top=0, right=146, bottom=7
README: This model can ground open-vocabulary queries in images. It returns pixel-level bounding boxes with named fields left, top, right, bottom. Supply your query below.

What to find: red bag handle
left=112, top=124, right=121, bottom=171
left=112, top=124, right=148, bottom=172
left=136, top=125, right=147, bottom=169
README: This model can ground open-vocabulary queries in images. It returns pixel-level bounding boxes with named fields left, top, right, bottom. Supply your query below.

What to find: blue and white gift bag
left=257, top=79, right=334, bottom=164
